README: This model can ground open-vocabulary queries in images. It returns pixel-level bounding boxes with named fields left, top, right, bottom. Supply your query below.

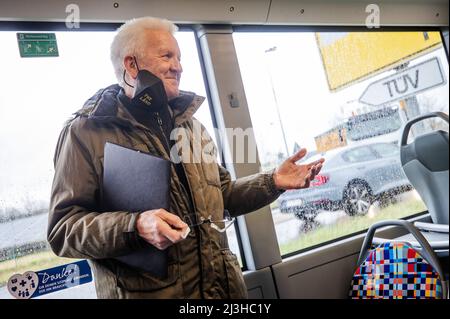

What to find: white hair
left=110, top=17, right=178, bottom=87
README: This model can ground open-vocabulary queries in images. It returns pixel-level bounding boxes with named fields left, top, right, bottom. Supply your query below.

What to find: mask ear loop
left=123, top=56, right=140, bottom=88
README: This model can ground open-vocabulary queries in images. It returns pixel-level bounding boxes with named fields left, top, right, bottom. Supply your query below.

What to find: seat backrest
left=400, top=112, right=449, bottom=225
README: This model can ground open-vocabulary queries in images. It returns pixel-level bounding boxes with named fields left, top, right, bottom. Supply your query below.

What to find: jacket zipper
left=171, top=119, right=205, bottom=299
left=154, top=111, right=195, bottom=214
left=180, top=159, right=206, bottom=299
left=155, top=112, right=195, bottom=214
left=155, top=112, right=171, bottom=155
left=157, top=112, right=206, bottom=298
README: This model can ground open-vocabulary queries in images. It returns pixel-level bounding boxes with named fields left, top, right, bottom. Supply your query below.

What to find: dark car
left=278, top=142, right=412, bottom=222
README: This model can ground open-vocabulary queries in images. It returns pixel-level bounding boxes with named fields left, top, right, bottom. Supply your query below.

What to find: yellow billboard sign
left=315, top=126, right=347, bottom=153
left=316, top=31, right=443, bottom=91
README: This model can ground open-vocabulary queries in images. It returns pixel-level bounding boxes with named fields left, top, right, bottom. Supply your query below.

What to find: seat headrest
left=401, top=130, right=449, bottom=172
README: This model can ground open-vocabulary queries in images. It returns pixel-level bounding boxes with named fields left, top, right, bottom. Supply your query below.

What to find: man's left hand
left=273, top=148, right=325, bottom=190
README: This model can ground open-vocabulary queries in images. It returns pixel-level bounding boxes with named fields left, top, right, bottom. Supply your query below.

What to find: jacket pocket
left=221, top=249, right=248, bottom=299
left=115, top=261, right=179, bottom=292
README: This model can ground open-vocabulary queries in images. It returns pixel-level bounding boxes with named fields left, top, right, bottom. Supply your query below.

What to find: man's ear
left=123, top=56, right=139, bottom=79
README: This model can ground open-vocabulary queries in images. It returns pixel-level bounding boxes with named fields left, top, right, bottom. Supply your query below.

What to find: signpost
left=359, top=57, right=446, bottom=106
left=17, top=33, right=59, bottom=58
left=316, top=31, right=443, bottom=91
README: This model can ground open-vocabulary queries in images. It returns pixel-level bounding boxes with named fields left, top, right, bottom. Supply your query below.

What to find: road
left=0, top=213, right=47, bottom=250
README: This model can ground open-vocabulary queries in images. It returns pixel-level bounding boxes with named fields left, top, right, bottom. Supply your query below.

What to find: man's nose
left=171, top=58, right=183, bottom=74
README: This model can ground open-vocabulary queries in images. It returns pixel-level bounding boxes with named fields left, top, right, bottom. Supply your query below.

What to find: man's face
left=139, top=30, right=183, bottom=100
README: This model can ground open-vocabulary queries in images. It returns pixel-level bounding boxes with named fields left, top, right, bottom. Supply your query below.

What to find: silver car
left=278, top=142, right=412, bottom=222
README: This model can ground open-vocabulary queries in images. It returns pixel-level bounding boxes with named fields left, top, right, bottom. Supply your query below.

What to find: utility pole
left=264, top=46, right=290, bottom=158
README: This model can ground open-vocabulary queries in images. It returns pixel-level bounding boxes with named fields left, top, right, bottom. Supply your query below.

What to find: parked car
left=278, top=142, right=412, bottom=222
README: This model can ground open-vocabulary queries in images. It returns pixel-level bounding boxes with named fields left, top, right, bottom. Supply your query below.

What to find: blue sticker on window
left=7, top=260, right=92, bottom=299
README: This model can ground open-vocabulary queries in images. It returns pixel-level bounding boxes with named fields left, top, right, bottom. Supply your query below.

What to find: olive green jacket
left=47, top=84, right=282, bottom=299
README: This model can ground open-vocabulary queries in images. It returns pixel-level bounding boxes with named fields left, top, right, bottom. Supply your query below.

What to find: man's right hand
left=136, top=209, right=190, bottom=250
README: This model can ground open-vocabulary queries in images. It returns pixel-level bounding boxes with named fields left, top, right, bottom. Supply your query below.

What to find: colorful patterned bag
left=349, top=220, right=447, bottom=299
left=350, top=242, right=444, bottom=298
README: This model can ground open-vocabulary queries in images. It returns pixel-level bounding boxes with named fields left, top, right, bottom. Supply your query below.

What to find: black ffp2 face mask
left=132, top=69, right=168, bottom=111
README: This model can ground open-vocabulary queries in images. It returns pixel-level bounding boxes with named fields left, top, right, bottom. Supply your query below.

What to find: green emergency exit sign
left=17, top=33, right=59, bottom=57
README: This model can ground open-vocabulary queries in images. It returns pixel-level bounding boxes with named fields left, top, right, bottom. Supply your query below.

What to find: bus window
left=234, top=31, right=449, bottom=256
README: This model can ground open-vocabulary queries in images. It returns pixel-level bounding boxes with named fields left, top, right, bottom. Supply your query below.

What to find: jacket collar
left=78, top=84, right=205, bottom=127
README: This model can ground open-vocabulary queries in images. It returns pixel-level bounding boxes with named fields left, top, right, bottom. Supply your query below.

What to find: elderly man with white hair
left=47, top=16, right=324, bottom=299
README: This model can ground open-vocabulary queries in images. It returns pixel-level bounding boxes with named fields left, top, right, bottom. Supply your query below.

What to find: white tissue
left=181, top=226, right=191, bottom=239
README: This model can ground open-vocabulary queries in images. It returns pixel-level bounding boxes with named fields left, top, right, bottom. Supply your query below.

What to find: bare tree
left=418, top=95, right=448, bottom=131
left=418, top=95, right=444, bottom=113
left=328, top=112, right=346, bottom=128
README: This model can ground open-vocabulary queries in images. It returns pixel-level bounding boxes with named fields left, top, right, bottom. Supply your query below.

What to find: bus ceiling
left=0, top=0, right=448, bottom=27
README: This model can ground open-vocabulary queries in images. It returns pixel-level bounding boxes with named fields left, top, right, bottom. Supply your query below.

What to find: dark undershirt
left=118, top=90, right=194, bottom=214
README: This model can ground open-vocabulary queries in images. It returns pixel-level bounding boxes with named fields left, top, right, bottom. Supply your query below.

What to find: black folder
left=102, top=142, right=170, bottom=278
